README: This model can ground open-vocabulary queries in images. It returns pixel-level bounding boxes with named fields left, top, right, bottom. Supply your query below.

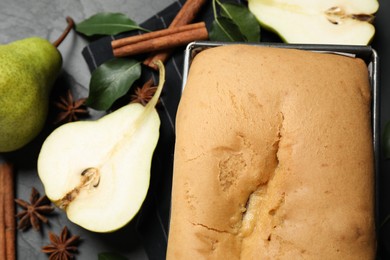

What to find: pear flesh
left=0, top=37, right=62, bottom=152
left=38, top=61, right=165, bottom=233
left=248, top=0, right=379, bottom=45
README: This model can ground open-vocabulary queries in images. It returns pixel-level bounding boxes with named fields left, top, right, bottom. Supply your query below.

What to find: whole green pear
left=0, top=37, right=62, bottom=152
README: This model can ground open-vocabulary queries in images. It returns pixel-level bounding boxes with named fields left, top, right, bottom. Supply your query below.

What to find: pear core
left=56, top=167, right=101, bottom=209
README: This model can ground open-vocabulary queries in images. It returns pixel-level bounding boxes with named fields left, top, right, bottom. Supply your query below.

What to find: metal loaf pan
left=181, top=40, right=380, bottom=243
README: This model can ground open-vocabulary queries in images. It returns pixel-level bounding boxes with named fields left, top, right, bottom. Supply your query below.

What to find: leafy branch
left=76, top=2, right=262, bottom=112
left=75, top=13, right=147, bottom=111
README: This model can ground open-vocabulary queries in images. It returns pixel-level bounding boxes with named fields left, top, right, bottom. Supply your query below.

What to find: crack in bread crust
left=191, top=221, right=231, bottom=234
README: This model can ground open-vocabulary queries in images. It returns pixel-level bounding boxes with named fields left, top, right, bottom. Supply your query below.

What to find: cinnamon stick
left=169, top=0, right=209, bottom=27
left=112, top=23, right=208, bottom=58
left=0, top=170, right=5, bottom=260
left=0, top=162, right=15, bottom=260
left=143, top=0, right=208, bottom=69
left=112, top=22, right=205, bottom=49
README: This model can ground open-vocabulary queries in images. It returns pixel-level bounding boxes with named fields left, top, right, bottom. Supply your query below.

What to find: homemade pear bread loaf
left=167, top=45, right=376, bottom=259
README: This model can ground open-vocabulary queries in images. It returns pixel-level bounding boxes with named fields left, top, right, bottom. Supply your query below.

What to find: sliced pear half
left=248, top=0, right=379, bottom=44
left=38, top=61, right=165, bottom=233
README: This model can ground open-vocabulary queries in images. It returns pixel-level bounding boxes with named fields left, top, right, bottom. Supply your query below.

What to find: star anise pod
left=130, top=78, right=158, bottom=106
left=42, top=226, right=80, bottom=260
left=15, top=187, right=55, bottom=231
left=54, top=89, right=89, bottom=124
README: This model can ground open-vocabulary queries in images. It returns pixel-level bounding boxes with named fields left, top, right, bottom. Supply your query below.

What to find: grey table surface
left=1, top=0, right=390, bottom=259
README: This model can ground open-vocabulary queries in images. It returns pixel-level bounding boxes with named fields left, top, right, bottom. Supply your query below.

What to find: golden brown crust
left=167, top=45, right=375, bottom=259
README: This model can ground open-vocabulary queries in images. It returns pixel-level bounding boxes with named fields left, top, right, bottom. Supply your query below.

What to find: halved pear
left=248, top=0, right=379, bottom=44
left=37, top=61, right=165, bottom=233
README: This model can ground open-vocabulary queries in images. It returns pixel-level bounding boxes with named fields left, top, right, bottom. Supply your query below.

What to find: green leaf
left=209, top=17, right=246, bottom=42
left=76, top=12, right=148, bottom=36
left=98, top=252, right=128, bottom=260
left=86, top=58, right=141, bottom=111
left=219, top=2, right=260, bottom=42
left=383, top=121, right=390, bottom=159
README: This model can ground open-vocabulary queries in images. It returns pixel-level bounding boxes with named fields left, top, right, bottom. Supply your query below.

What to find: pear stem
left=52, top=16, right=75, bottom=48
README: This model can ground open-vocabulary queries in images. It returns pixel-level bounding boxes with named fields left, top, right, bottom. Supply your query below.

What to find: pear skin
left=0, top=37, right=62, bottom=152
